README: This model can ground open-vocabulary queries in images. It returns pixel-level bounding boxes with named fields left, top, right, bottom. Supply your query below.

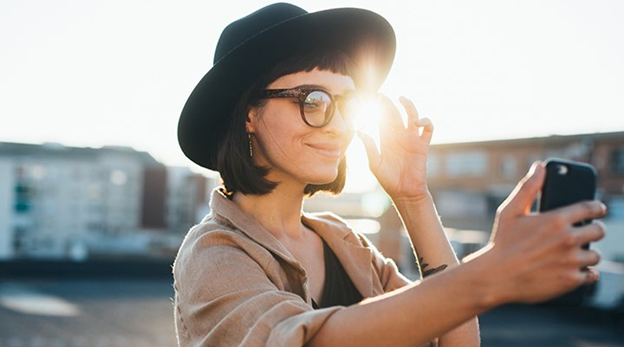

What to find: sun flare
left=352, top=99, right=384, bottom=142
left=344, top=99, right=385, bottom=193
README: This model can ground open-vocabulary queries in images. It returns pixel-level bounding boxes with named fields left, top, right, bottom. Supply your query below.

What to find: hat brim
left=178, top=8, right=396, bottom=170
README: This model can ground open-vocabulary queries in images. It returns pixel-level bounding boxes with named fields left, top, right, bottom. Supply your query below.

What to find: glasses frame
left=259, top=87, right=352, bottom=128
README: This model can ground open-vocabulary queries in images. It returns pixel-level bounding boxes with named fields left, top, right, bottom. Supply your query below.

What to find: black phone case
left=538, top=158, right=597, bottom=305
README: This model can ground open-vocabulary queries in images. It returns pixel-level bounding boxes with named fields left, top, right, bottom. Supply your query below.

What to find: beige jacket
left=173, top=188, right=432, bottom=346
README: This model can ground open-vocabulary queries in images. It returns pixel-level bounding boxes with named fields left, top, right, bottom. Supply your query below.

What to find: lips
left=306, top=143, right=342, bottom=158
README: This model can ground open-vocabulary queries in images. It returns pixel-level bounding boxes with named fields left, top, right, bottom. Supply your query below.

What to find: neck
left=232, top=180, right=307, bottom=240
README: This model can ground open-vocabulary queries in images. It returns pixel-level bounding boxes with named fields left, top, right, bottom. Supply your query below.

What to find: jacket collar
left=209, top=188, right=302, bottom=271
left=209, top=188, right=376, bottom=298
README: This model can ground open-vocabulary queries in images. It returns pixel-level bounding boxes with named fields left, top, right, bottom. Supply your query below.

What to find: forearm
left=392, top=191, right=480, bottom=346
left=307, top=258, right=494, bottom=347
left=393, top=191, right=458, bottom=273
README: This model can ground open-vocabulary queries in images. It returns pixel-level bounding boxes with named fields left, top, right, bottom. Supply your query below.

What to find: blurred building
left=0, top=142, right=216, bottom=261
left=427, top=131, right=624, bottom=262
left=165, top=166, right=212, bottom=236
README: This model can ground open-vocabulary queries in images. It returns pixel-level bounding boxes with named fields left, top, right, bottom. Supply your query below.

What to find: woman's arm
left=308, top=162, right=606, bottom=347
left=309, top=252, right=489, bottom=347
left=392, top=192, right=480, bottom=346
left=358, top=95, right=479, bottom=344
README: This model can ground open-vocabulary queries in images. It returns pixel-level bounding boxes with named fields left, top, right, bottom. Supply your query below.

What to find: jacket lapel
left=302, top=213, right=377, bottom=298
left=209, top=189, right=305, bottom=273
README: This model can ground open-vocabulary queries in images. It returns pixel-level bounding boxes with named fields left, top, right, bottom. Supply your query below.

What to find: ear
left=245, top=107, right=258, bottom=134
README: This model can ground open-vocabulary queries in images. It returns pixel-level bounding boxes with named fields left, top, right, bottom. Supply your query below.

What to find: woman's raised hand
left=358, top=95, right=433, bottom=200
left=467, top=162, right=607, bottom=305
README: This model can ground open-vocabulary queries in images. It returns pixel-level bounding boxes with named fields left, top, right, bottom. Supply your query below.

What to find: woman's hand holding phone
left=465, top=161, right=607, bottom=306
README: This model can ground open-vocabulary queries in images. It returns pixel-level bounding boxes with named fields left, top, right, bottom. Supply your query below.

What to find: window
left=500, top=155, right=517, bottom=179
left=14, top=182, right=31, bottom=213
left=611, top=148, right=624, bottom=175
left=427, top=154, right=440, bottom=176
left=446, top=151, right=488, bottom=177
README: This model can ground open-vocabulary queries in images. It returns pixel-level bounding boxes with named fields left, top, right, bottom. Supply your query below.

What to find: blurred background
left=1, top=0, right=623, bottom=346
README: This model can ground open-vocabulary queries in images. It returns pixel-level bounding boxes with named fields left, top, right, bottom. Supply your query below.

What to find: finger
left=377, top=95, right=406, bottom=153
left=399, top=96, right=419, bottom=127
left=581, top=267, right=600, bottom=284
left=378, top=94, right=405, bottom=132
left=571, top=220, right=606, bottom=246
left=499, top=161, right=545, bottom=217
left=398, top=96, right=434, bottom=145
left=418, top=117, right=434, bottom=144
left=358, top=132, right=380, bottom=171
left=575, top=249, right=601, bottom=268
left=552, top=200, right=608, bottom=225
left=587, top=267, right=600, bottom=283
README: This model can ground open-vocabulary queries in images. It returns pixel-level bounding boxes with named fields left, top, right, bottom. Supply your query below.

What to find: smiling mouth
left=306, top=144, right=341, bottom=158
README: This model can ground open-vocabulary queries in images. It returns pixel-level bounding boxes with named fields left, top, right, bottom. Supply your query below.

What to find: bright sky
left=2, top=0, right=623, bottom=191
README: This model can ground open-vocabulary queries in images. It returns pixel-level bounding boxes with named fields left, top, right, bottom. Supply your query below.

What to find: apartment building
left=427, top=131, right=624, bottom=228
left=0, top=142, right=214, bottom=261
left=423, top=132, right=624, bottom=264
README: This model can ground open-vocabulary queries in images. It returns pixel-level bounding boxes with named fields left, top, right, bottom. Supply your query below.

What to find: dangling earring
left=248, top=133, right=253, bottom=157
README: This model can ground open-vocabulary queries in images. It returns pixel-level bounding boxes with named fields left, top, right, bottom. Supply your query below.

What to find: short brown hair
left=216, top=49, right=355, bottom=196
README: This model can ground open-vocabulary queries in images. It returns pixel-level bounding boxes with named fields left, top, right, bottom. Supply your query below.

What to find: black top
left=312, top=239, right=364, bottom=309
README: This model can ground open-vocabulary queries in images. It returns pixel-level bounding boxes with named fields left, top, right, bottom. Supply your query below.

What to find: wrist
left=461, top=244, right=509, bottom=310
left=390, top=187, right=432, bottom=206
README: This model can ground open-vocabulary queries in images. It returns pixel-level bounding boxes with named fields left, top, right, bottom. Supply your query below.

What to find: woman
left=173, top=3, right=606, bottom=346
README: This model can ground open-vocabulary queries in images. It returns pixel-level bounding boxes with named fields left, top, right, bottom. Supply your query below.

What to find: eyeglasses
left=259, top=86, right=361, bottom=130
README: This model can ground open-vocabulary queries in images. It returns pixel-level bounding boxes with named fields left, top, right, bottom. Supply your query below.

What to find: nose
left=322, top=106, right=353, bottom=138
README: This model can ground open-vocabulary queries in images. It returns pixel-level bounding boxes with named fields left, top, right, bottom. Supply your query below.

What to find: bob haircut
left=216, top=48, right=356, bottom=196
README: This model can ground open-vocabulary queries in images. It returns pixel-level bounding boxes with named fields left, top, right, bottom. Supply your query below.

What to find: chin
left=304, top=168, right=339, bottom=185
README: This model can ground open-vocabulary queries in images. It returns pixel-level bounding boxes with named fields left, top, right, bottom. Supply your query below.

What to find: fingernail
left=528, top=164, right=536, bottom=175
left=528, top=161, right=539, bottom=174
left=600, top=203, right=607, bottom=214
left=591, top=270, right=600, bottom=282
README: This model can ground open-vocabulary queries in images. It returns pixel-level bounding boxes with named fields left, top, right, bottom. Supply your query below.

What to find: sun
left=351, top=99, right=385, bottom=140
left=344, top=99, right=385, bottom=193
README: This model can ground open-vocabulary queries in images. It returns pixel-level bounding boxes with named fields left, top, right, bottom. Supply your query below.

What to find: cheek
left=253, top=107, right=343, bottom=184
left=255, top=110, right=306, bottom=160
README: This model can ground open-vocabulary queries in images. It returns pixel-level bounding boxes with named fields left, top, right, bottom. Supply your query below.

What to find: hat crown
left=214, top=3, right=307, bottom=65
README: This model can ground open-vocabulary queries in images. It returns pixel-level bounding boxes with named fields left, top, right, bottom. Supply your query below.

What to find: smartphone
left=538, top=158, right=598, bottom=305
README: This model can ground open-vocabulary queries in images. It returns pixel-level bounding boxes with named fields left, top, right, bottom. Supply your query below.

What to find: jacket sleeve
left=357, top=234, right=438, bottom=347
left=173, top=229, right=342, bottom=347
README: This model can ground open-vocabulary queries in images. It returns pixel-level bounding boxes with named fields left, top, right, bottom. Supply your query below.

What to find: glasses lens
left=303, top=91, right=333, bottom=127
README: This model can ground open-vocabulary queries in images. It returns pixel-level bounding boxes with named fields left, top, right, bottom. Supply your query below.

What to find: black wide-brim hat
left=178, top=3, right=396, bottom=170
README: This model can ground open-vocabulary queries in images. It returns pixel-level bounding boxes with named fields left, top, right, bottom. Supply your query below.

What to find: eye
left=303, top=99, right=322, bottom=109
left=304, top=91, right=331, bottom=111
